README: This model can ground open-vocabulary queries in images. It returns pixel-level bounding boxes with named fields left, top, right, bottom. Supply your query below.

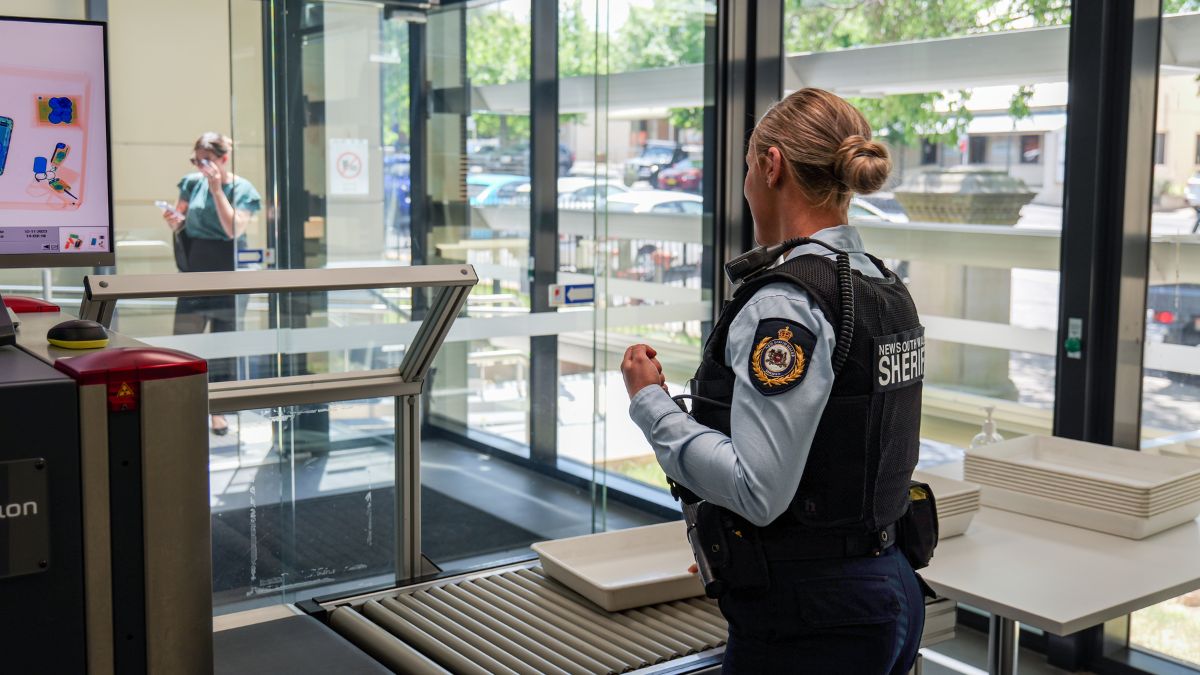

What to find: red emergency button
left=53, top=347, right=208, bottom=387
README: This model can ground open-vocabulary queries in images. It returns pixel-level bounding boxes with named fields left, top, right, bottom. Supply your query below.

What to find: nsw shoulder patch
left=749, top=318, right=817, bottom=395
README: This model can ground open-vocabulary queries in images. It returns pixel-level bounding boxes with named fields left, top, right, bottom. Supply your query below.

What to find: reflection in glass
left=784, top=1, right=1071, bottom=463
left=1132, top=6, right=1200, bottom=665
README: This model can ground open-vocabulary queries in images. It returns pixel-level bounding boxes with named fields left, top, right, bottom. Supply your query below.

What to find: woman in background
left=161, top=132, right=261, bottom=435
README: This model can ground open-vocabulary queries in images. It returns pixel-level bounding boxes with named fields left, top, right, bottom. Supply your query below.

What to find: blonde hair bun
left=750, top=89, right=891, bottom=209
left=834, top=135, right=891, bottom=195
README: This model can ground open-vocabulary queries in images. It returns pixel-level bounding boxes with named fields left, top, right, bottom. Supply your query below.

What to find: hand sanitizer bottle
left=969, top=406, right=1004, bottom=449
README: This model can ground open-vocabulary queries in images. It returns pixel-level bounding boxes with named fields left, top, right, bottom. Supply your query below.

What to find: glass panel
left=784, top=1, right=1071, bottom=463
left=555, top=0, right=713, bottom=497
left=212, top=397, right=397, bottom=613
left=1132, top=5, right=1200, bottom=666
left=422, top=0, right=533, bottom=451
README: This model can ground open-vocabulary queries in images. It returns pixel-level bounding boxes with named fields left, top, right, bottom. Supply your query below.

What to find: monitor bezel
left=0, top=15, right=115, bottom=269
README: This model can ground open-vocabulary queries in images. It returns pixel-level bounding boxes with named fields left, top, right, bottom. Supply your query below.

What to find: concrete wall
left=107, top=0, right=241, bottom=275
left=0, top=0, right=84, bottom=19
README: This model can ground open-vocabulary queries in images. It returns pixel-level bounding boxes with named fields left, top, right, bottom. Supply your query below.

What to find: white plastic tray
left=966, top=435, right=1200, bottom=493
left=964, top=464, right=1200, bottom=515
left=531, top=521, right=704, bottom=612
left=914, top=470, right=981, bottom=501
left=965, top=457, right=1200, bottom=504
left=980, top=483, right=1200, bottom=539
left=939, top=510, right=977, bottom=539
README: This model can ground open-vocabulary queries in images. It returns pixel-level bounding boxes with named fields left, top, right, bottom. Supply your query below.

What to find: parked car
left=556, top=176, right=627, bottom=209
left=624, top=140, right=688, bottom=186
left=605, top=189, right=703, bottom=214
left=848, top=197, right=908, bottom=223
left=656, top=158, right=702, bottom=193
left=1186, top=173, right=1200, bottom=233
left=383, top=151, right=411, bottom=232
left=467, top=173, right=530, bottom=206
left=1147, top=283, right=1200, bottom=384
left=470, top=143, right=574, bottom=177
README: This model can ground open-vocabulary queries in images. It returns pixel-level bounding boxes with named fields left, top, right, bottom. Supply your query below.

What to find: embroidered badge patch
left=749, top=318, right=817, bottom=395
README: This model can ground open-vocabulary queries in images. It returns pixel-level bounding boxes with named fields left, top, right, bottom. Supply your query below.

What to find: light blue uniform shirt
left=629, top=225, right=885, bottom=526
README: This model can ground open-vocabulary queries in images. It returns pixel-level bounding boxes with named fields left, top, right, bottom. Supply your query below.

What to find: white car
left=512, top=177, right=629, bottom=209
left=605, top=190, right=704, bottom=214
left=557, top=177, right=628, bottom=209
left=849, top=197, right=908, bottom=223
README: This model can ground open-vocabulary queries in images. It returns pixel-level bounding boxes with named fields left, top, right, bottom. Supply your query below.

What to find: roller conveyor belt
left=324, top=561, right=957, bottom=674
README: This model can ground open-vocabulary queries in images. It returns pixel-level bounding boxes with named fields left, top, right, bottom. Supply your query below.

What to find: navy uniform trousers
left=718, top=545, right=925, bottom=674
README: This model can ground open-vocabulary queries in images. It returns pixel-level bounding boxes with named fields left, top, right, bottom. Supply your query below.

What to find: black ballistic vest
left=689, top=252, right=924, bottom=537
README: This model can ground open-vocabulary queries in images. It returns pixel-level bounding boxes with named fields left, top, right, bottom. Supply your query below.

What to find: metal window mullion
left=1052, top=1, right=1162, bottom=671
left=1055, top=0, right=1161, bottom=450
left=710, top=0, right=781, bottom=315
left=529, top=0, right=559, bottom=465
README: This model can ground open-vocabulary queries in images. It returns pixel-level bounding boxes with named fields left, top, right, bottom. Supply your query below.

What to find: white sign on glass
left=328, top=138, right=369, bottom=196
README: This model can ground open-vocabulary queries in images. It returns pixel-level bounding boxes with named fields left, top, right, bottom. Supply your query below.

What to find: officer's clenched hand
left=621, top=344, right=666, bottom=399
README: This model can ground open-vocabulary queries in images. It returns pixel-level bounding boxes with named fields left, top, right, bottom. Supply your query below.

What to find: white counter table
left=921, top=463, right=1200, bottom=674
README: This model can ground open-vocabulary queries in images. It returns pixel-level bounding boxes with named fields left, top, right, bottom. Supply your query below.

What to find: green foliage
left=783, top=0, right=1071, bottom=148
left=381, top=21, right=410, bottom=148
left=1163, top=0, right=1200, bottom=12
left=609, top=1, right=708, bottom=72
left=610, top=2, right=709, bottom=131
left=560, top=0, right=602, bottom=77
left=850, top=92, right=973, bottom=147
left=466, top=5, right=531, bottom=87
left=1008, top=85, right=1035, bottom=121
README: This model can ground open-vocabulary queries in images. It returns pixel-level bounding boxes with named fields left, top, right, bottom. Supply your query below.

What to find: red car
left=656, top=158, right=702, bottom=193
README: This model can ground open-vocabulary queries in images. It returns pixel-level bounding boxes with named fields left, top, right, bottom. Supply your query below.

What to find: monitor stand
left=0, top=292, right=17, bottom=346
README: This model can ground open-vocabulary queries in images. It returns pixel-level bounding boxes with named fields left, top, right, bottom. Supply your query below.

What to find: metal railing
left=78, top=264, right=479, bottom=580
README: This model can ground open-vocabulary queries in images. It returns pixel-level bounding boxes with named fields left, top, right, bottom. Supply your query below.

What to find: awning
left=966, top=112, right=1068, bottom=135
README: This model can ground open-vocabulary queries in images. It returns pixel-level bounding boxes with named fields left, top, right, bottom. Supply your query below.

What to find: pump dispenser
left=969, top=406, right=1004, bottom=449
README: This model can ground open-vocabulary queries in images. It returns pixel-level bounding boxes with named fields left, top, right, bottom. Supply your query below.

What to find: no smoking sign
left=328, top=138, right=370, bottom=195
left=337, top=152, right=363, bottom=180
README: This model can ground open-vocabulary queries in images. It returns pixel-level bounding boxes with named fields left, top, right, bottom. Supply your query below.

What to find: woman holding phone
left=161, top=132, right=261, bottom=435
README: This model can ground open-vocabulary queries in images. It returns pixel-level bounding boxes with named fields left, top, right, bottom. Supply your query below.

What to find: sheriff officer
left=622, top=88, right=926, bottom=674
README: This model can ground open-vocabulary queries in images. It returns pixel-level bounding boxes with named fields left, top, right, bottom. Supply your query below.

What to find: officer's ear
left=765, top=147, right=785, bottom=189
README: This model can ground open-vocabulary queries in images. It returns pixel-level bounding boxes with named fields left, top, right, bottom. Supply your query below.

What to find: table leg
left=986, top=615, right=1019, bottom=675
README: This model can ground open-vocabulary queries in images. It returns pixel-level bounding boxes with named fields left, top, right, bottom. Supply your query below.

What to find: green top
left=177, top=173, right=262, bottom=241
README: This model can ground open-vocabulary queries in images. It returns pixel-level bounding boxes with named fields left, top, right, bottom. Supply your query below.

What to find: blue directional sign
left=549, top=283, right=595, bottom=307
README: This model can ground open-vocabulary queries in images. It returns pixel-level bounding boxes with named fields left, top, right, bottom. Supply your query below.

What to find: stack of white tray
left=964, top=435, right=1200, bottom=539
left=921, top=597, right=958, bottom=647
left=913, top=469, right=981, bottom=538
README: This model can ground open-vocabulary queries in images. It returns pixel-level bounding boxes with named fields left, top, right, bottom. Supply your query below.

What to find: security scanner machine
left=2, top=263, right=477, bottom=673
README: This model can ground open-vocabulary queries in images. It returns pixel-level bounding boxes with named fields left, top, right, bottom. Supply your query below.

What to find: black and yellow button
left=47, top=319, right=110, bottom=349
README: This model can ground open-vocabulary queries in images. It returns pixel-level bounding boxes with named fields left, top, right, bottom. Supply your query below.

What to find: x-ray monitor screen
left=0, top=17, right=113, bottom=268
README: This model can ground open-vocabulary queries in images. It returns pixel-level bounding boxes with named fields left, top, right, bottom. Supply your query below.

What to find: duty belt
left=759, top=522, right=898, bottom=561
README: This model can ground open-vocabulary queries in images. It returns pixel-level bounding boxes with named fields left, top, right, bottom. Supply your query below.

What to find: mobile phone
left=0, top=117, right=12, bottom=176
left=155, top=200, right=181, bottom=217
left=50, top=142, right=70, bottom=168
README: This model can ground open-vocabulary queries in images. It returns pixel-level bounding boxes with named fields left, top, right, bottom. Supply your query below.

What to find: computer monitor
left=0, top=16, right=113, bottom=269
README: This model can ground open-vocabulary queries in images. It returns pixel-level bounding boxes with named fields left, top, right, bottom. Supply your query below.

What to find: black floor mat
left=211, top=486, right=541, bottom=595
left=215, top=615, right=390, bottom=675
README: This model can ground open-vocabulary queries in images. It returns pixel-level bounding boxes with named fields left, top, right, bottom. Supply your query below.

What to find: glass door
left=202, top=0, right=424, bottom=612
left=573, top=0, right=716, bottom=506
